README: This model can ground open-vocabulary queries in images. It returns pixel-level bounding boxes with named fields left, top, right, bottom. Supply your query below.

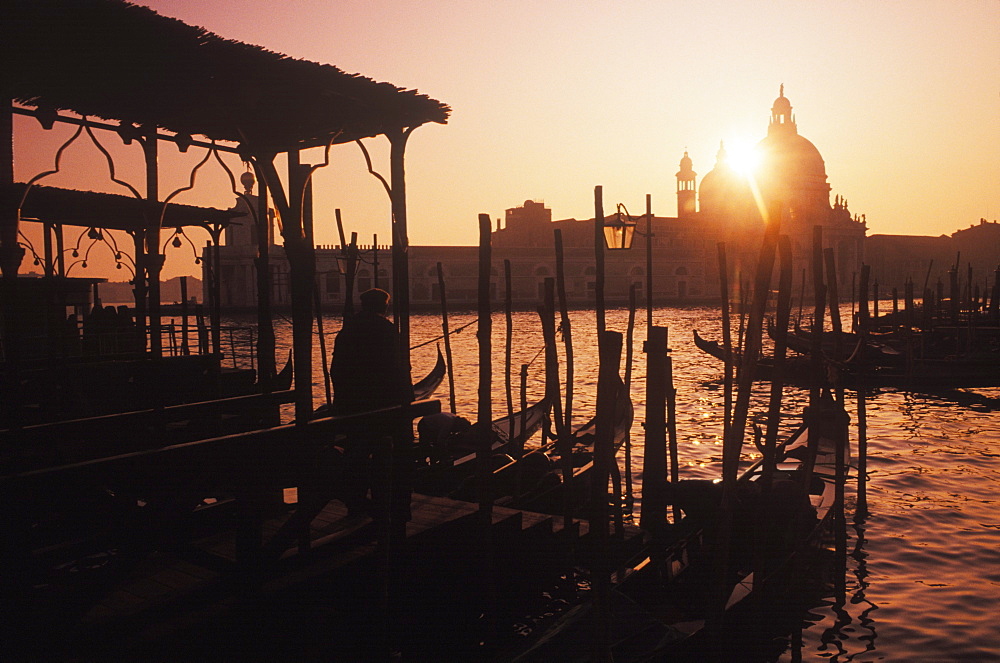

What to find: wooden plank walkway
left=22, top=492, right=645, bottom=660
left=70, top=493, right=604, bottom=631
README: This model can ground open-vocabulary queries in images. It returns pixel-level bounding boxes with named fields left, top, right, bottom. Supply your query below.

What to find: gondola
left=693, top=329, right=821, bottom=385
left=413, top=398, right=550, bottom=497
left=772, top=320, right=905, bottom=367
left=510, top=397, right=850, bottom=662
left=313, top=346, right=447, bottom=417
left=491, top=375, right=634, bottom=513
left=413, top=346, right=447, bottom=401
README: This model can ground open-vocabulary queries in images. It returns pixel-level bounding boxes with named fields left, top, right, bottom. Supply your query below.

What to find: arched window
left=675, top=266, right=688, bottom=276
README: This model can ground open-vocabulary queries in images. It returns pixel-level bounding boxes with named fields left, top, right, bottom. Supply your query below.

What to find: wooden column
left=254, top=173, right=276, bottom=390
left=283, top=150, right=316, bottom=421
left=142, top=125, right=162, bottom=358
left=389, top=128, right=414, bottom=385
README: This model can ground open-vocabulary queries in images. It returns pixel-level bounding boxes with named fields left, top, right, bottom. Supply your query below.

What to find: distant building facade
left=868, top=219, right=1000, bottom=298
left=213, top=88, right=995, bottom=311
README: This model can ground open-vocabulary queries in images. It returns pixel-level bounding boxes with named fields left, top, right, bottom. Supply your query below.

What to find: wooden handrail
left=2, top=399, right=440, bottom=488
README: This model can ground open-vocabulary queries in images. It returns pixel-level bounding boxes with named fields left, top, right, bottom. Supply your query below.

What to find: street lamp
left=603, top=204, right=637, bottom=251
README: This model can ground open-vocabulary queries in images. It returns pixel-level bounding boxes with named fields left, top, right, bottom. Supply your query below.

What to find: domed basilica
left=677, top=86, right=866, bottom=288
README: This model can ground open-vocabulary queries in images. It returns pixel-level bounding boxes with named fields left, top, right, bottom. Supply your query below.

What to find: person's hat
left=359, top=288, right=391, bottom=311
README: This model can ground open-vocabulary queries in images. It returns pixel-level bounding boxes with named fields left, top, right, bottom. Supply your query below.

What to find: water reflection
left=217, top=305, right=998, bottom=662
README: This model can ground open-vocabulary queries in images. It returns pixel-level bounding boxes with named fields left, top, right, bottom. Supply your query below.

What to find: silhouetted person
left=331, top=288, right=415, bottom=537
left=331, top=288, right=413, bottom=415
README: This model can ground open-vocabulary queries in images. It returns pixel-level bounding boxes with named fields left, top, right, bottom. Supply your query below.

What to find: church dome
left=756, top=131, right=826, bottom=179
left=698, top=141, right=755, bottom=218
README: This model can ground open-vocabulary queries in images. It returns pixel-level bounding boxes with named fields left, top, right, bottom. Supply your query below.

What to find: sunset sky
left=14, top=0, right=1000, bottom=280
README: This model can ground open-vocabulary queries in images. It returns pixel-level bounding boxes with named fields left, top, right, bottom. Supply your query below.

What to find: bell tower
left=676, top=151, right=697, bottom=218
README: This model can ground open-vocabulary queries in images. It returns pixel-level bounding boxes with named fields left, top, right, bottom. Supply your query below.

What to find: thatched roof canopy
left=6, top=184, right=240, bottom=231
left=4, top=0, right=450, bottom=152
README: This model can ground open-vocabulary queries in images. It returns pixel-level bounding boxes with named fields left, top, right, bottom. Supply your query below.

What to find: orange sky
left=14, top=0, right=1000, bottom=281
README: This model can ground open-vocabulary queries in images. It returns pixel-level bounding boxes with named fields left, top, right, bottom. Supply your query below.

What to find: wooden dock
left=24, top=491, right=643, bottom=660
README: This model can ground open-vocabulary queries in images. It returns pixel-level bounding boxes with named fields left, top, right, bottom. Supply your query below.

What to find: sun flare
left=727, top=139, right=761, bottom=177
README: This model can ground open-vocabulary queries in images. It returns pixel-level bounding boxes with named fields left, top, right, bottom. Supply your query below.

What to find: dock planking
left=43, top=490, right=624, bottom=659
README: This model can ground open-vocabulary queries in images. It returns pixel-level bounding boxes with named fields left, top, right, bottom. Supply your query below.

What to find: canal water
left=219, top=306, right=1000, bottom=661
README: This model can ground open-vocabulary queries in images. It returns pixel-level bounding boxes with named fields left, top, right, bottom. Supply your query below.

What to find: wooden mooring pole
left=476, top=213, right=493, bottom=518
left=179, top=276, right=190, bottom=356
left=504, top=259, right=513, bottom=435
left=640, top=325, right=668, bottom=535
left=718, top=243, right=733, bottom=439
left=591, top=329, right=622, bottom=663
left=594, top=185, right=606, bottom=335
left=436, top=262, right=456, bottom=414
left=554, top=229, right=574, bottom=436
left=856, top=263, right=872, bottom=516
left=624, top=284, right=637, bottom=513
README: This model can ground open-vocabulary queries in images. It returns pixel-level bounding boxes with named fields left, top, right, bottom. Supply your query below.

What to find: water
left=224, top=306, right=1000, bottom=661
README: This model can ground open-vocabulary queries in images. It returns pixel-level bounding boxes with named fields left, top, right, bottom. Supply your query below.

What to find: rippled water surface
left=224, top=306, right=1000, bottom=661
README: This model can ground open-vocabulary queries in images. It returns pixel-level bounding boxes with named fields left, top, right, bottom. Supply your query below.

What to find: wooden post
left=388, top=129, right=414, bottom=385
left=554, top=229, right=574, bottom=436
left=873, top=280, right=880, bottom=321
left=594, top=185, right=606, bottom=335
left=314, top=275, right=332, bottom=406
left=949, top=266, right=959, bottom=325
left=810, top=226, right=825, bottom=404
left=180, top=276, right=190, bottom=355
left=342, top=228, right=358, bottom=322
left=624, top=283, right=637, bottom=512
left=475, top=212, right=496, bottom=647
left=796, top=268, right=806, bottom=328
left=195, top=304, right=208, bottom=354
left=254, top=175, right=276, bottom=391
left=436, top=262, right=456, bottom=414
left=538, top=281, right=567, bottom=523
left=714, top=203, right=780, bottom=622
left=665, top=332, right=680, bottom=525
left=541, top=278, right=564, bottom=445
left=726, top=208, right=780, bottom=484
left=591, top=329, right=622, bottom=662
left=476, top=213, right=493, bottom=517
left=756, top=234, right=792, bottom=581
left=824, top=247, right=845, bottom=405
left=520, top=363, right=528, bottom=449
left=641, top=326, right=668, bottom=534
left=504, top=259, right=513, bottom=433
left=645, top=194, right=654, bottom=330
left=718, top=243, right=734, bottom=438
left=210, top=231, right=223, bottom=357
left=763, top=236, right=793, bottom=485
left=892, top=287, right=899, bottom=315
left=905, top=277, right=915, bottom=328
left=990, top=267, right=1000, bottom=324
left=143, top=124, right=163, bottom=358
left=283, top=151, right=316, bottom=422
left=856, top=263, right=871, bottom=516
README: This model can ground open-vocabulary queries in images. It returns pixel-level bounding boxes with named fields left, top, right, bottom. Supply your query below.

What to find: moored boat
left=509, top=397, right=850, bottom=662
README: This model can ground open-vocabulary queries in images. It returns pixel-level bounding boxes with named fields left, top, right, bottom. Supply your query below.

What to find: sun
left=727, top=139, right=761, bottom=177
